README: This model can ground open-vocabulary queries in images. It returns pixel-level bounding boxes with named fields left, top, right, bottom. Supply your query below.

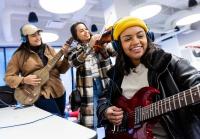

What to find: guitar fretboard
left=44, top=50, right=63, bottom=71
left=135, top=84, right=200, bottom=124
left=44, top=37, right=74, bottom=71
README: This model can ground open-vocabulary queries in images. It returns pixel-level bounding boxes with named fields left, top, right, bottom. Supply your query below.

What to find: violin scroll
left=66, top=36, right=74, bottom=46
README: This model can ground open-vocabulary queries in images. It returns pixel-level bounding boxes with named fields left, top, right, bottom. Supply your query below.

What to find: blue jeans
left=93, top=77, right=103, bottom=129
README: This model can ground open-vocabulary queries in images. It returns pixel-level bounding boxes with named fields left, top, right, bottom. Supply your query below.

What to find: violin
left=93, top=28, right=112, bottom=53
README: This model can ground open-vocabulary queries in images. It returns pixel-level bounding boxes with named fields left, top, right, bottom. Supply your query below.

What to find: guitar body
left=14, top=37, right=74, bottom=105
left=14, top=68, right=49, bottom=105
left=106, top=87, right=160, bottom=139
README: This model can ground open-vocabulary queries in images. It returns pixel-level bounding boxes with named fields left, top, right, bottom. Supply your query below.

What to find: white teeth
left=130, top=46, right=141, bottom=50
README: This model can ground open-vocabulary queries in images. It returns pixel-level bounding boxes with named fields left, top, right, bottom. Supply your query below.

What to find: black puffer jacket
left=97, top=48, right=200, bottom=139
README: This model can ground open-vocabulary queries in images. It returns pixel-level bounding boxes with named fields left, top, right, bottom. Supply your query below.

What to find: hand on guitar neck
left=14, top=37, right=73, bottom=105
left=62, top=37, right=73, bottom=58
left=105, top=85, right=200, bottom=139
left=21, top=39, right=71, bottom=86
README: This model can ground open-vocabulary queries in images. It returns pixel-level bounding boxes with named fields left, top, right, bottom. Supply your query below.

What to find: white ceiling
left=0, top=0, right=200, bottom=46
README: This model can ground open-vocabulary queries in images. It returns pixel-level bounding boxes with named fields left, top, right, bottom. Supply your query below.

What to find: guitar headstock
left=66, top=37, right=74, bottom=46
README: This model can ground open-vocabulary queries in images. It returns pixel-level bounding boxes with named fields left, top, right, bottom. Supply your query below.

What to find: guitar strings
left=109, top=85, right=200, bottom=131
left=125, top=87, right=200, bottom=121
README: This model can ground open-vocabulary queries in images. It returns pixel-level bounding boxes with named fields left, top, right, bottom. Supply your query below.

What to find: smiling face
left=76, top=23, right=91, bottom=43
left=120, top=26, right=148, bottom=66
left=28, top=31, right=42, bottom=47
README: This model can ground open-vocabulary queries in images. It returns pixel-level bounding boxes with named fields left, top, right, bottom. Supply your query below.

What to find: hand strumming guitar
left=104, top=106, right=124, bottom=126
left=22, top=75, right=41, bottom=86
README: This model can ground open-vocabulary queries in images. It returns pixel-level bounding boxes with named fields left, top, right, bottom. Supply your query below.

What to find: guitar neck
left=44, top=50, right=63, bottom=71
left=136, top=84, right=200, bottom=123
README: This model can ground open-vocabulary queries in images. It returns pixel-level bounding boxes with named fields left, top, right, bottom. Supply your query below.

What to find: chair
left=0, top=85, right=16, bottom=108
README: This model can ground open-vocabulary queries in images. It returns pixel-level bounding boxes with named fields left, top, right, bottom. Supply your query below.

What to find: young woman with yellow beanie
left=97, top=16, right=200, bottom=139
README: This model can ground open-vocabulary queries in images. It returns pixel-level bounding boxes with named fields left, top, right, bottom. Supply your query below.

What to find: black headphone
left=110, top=26, right=120, bottom=52
left=146, top=30, right=155, bottom=42
left=20, top=26, right=27, bottom=43
left=111, top=26, right=155, bottom=52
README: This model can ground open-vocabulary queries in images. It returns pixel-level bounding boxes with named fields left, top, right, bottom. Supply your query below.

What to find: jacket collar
left=141, top=48, right=172, bottom=73
left=107, top=48, right=172, bottom=80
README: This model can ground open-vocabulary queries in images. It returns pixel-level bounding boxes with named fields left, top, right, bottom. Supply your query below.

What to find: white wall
left=159, top=37, right=181, bottom=57
left=158, top=36, right=200, bottom=70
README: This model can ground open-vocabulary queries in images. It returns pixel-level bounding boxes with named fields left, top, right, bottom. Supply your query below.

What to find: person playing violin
left=68, top=22, right=117, bottom=129
left=97, top=16, right=200, bottom=139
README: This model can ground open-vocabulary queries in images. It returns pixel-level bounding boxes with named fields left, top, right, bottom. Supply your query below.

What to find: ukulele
left=14, top=37, right=74, bottom=105
left=106, top=84, right=200, bottom=139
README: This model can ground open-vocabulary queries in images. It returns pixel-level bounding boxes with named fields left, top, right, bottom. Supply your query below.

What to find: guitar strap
left=166, top=69, right=179, bottom=92
left=161, top=68, right=179, bottom=97
left=31, top=44, right=47, bottom=65
left=71, top=67, right=76, bottom=90
left=70, top=67, right=81, bottom=112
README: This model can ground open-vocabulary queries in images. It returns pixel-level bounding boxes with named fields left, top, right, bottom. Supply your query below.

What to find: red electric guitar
left=106, top=84, right=200, bottom=139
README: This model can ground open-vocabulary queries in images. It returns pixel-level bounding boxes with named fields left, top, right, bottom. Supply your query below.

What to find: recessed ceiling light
left=130, top=4, right=162, bottom=20
left=176, top=13, right=200, bottom=26
left=40, top=32, right=59, bottom=43
left=39, top=0, right=86, bottom=14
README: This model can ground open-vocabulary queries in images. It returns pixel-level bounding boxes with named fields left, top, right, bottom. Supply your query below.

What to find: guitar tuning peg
left=66, top=37, right=74, bottom=45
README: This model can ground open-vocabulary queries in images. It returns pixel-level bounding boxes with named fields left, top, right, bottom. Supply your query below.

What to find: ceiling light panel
left=41, top=32, right=59, bottom=43
left=39, top=0, right=86, bottom=14
left=176, top=13, right=200, bottom=26
left=130, top=4, right=162, bottom=20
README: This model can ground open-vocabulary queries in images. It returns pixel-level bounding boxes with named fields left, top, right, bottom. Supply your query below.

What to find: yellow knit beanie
left=112, top=16, right=148, bottom=40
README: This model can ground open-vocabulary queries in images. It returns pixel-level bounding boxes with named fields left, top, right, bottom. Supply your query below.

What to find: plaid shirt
left=68, top=42, right=116, bottom=128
